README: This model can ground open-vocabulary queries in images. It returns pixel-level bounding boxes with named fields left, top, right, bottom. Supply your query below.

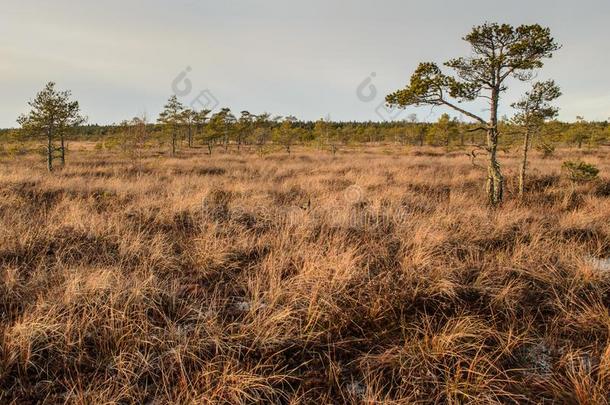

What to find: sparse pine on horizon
left=17, top=82, right=86, bottom=171
left=386, top=23, right=560, bottom=206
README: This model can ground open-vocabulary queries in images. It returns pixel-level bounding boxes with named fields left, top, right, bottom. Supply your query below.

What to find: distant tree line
left=7, top=111, right=608, bottom=153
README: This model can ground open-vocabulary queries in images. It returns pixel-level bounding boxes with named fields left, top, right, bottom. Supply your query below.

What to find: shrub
left=562, top=160, right=599, bottom=183
left=536, top=142, right=555, bottom=159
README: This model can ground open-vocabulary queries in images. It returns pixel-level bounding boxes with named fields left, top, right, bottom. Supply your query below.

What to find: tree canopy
left=18, top=82, right=85, bottom=136
left=386, top=23, right=560, bottom=127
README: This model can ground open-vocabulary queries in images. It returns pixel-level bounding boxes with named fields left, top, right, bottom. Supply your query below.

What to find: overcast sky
left=1, top=0, right=609, bottom=127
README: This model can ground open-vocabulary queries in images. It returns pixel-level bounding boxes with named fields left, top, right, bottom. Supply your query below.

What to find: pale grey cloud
left=1, top=0, right=609, bottom=127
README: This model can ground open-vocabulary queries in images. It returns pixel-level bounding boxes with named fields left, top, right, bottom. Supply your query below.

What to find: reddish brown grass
left=0, top=146, right=609, bottom=403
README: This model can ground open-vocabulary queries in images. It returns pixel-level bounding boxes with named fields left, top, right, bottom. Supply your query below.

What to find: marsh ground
left=1, top=145, right=609, bottom=403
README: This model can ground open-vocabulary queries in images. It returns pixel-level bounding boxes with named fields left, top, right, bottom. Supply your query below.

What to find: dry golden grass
left=0, top=145, right=609, bottom=404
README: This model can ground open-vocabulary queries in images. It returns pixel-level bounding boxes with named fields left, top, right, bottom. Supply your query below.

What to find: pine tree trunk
left=519, top=128, right=532, bottom=197
left=60, top=134, right=66, bottom=166
left=47, top=129, right=53, bottom=172
left=172, top=131, right=176, bottom=156
left=485, top=88, right=503, bottom=206
left=486, top=128, right=503, bottom=206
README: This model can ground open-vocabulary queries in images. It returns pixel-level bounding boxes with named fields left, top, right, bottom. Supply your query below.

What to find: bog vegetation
left=1, top=22, right=609, bottom=404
